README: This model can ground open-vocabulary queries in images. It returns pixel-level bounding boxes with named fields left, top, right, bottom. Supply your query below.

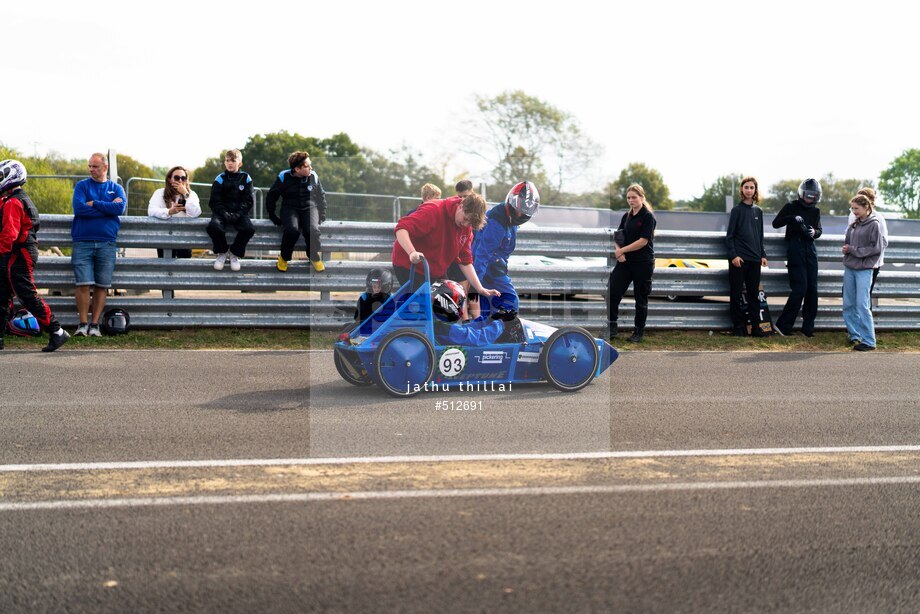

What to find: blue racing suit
left=472, top=204, right=518, bottom=318
left=434, top=317, right=504, bottom=347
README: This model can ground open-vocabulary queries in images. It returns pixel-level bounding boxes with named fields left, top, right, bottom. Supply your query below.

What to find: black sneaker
left=853, top=343, right=875, bottom=352
left=731, top=327, right=748, bottom=337
left=627, top=331, right=644, bottom=343
left=608, top=323, right=619, bottom=339
left=42, top=330, right=71, bottom=353
left=803, top=331, right=815, bottom=338
left=0, top=336, right=4, bottom=350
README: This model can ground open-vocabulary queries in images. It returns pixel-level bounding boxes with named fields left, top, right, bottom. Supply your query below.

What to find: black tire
left=540, top=326, right=600, bottom=393
left=374, top=329, right=436, bottom=398
left=334, top=348, right=373, bottom=386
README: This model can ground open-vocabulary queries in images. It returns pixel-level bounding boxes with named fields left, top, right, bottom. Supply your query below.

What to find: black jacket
left=265, top=170, right=327, bottom=218
left=726, top=203, right=766, bottom=261
left=210, top=171, right=254, bottom=218
left=772, top=199, right=822, bottom=242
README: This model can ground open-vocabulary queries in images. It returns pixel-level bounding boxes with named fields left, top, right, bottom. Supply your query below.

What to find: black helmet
left=101, top=308, right=130, bottom=335
left=504, top=181, right=540, bottom=226
left=798, top=178, right=822, bottom=203
left=365, top=267, right=394, bottom=296
left=431, top=279, right=465, bottom=322
left=7, top=309, right=41, bottom=337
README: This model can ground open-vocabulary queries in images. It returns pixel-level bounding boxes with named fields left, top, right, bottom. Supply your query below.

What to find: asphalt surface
left=1, top=349, right=919, bottom=612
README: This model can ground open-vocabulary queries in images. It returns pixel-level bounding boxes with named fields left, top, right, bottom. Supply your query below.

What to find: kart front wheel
left=540, top=326, right=599, bottom=392
left=374, top=329, right=435, bottom=398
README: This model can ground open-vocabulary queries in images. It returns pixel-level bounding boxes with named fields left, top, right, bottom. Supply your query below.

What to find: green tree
left=879, top=149, right=920, bottom=219
left=606, top=162, right=673, bottom=211
left=762, top=175, right=875, bottom=214
left=0, top=145, right=81, bottom=215
left=689, top=175, right=744, bottom=212
left=762, top=179, right=799, bottom=212
left=469, top=90, right=600, bottom=204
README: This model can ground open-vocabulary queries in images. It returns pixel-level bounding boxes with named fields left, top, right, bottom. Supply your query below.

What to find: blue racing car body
left=333, top=260, right=618, bottom=397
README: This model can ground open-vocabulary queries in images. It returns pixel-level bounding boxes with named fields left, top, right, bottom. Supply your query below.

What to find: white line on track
left=3, top=445, right=920, bottom=472
left=3, top=476, right=920, bottom=512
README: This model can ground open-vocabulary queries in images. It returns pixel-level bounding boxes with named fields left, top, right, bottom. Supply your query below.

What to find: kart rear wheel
left=334, top=348, right=373, bottom=386
left=374, top=329, right=435, bottom=398
left=540, top=326, right=599, bottom=392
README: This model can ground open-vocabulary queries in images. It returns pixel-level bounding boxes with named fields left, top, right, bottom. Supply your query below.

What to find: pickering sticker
left=439, top=348, right=466, bottom=378
left=478, top=351, right=507, bottom=365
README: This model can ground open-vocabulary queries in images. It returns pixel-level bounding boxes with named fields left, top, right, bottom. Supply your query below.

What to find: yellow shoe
left=311, top=259, right=325, bottom=272
left=276, top=256, right=288, bottom=272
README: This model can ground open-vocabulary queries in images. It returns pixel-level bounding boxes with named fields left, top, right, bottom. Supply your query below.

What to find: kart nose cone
left=599, top=340, right=619, bottom=374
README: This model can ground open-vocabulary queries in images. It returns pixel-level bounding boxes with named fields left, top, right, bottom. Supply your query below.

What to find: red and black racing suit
left=0, top=188, right=62, bottom=335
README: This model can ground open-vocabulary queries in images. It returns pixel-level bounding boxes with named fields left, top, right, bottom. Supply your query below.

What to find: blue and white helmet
left=8, top=309, right=41, bottom=337
left=0, top=160, right=27, bottom=194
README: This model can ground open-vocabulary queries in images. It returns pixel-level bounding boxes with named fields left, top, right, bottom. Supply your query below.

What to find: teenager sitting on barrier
left=208, top=148, right=254, bottom=272
left=266, top=151, right=327, bottom=273
left=147, top=166, right=201, bottom=258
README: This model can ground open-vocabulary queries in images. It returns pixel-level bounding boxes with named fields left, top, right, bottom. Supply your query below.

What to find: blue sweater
left=71, top=179, right=127, bottom=241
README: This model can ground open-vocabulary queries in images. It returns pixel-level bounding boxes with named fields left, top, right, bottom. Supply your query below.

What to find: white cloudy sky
left=7, top=0, right=918, bottom=200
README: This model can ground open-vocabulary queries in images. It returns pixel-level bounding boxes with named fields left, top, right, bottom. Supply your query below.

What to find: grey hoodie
left=843, top=213, right=882, bottom=270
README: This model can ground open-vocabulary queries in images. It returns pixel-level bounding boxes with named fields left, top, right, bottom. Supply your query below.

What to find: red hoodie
left=392, top=196, right=473, bottom=279
left=0, top=194, right=33, bottom=254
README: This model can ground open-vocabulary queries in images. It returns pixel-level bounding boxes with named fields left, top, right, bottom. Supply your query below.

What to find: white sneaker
left=214, top=252, right=228, bottom=271
left=229, top=255, right=241, bottom=271
left=88, top=325, right=102, bottom=337
left=74, top=323, right=89, bottom=336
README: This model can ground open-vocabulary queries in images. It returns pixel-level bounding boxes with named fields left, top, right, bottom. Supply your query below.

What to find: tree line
left=2, top=90, right=918, bottom=219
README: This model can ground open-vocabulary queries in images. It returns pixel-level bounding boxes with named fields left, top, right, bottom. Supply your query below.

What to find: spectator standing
left=71, top=152, right=126, bottom=336
left=0, top=160, right=70, bottom=351
left=455, top=180, right=474, bottom=198
left=208, top=149, right=254, bottom=272
left=725, top=176, right=769, bottom=336
left=842, top=194, right=883, bottom=350
left=421, top=183, right=441, bottom=202
left=607, top=184, right=656, bottom=343
left=847, top=187, right=888, bottom=295
left=148, top=166, right=201, bottom=258
left=772, top=178, right=823, bottom=336
left=266, top=151, right=327, bottom=273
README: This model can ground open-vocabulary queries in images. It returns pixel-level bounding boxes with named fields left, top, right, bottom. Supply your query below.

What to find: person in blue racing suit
left=430, top=279, right=523, bottom=346
left=471, top=181, right=539, bottom=319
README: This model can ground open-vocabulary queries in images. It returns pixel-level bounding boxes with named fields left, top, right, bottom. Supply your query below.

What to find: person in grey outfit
left=842, top=193, right=883, bottom=351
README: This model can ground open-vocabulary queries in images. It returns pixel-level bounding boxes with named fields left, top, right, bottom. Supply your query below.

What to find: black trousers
left=207, top=214, right=254, bottom=257
left=607, top=259, right=654, bottom=331
left=0, top=244, right=61, bottom=334
left=280, top=206, right=321, bottom=261
left=776, top=239, right=818, bottom=335
left=728, top=259, right=762, bottom=330
left=157, top=248, right=192, bottom=259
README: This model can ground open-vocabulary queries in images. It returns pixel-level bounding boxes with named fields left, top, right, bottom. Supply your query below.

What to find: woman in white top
left=148, top=166, right=201, bottom=258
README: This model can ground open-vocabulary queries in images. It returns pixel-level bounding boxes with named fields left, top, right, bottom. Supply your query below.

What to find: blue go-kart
left=333, top=258, right=618, bottom=398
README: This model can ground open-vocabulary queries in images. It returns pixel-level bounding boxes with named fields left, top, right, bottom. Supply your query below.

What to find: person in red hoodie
left=0, top=160, right=69, bottom=352
left=391, top=192, right=500, bottom=304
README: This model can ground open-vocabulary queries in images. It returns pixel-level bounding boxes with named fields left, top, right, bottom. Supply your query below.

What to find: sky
left=6, top=0, right=918, bottom=202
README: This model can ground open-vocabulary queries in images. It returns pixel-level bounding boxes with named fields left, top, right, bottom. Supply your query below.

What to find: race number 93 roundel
left=439, top=347, right=466, bottom=377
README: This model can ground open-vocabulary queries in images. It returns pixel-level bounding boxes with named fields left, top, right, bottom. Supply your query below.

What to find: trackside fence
left=31, top=215, right=920, bottom=331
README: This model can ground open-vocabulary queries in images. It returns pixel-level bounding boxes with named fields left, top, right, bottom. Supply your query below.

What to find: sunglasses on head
left=171, top=175, right=188, bottom=182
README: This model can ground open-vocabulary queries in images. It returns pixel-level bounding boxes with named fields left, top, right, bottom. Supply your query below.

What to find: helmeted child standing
left=0, top=160, right=70, bottom=352
left=471, top=181, right=539, bottom=320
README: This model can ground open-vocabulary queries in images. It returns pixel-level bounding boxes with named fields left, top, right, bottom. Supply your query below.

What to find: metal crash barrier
left=33, top=215, right=920, bottom=330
